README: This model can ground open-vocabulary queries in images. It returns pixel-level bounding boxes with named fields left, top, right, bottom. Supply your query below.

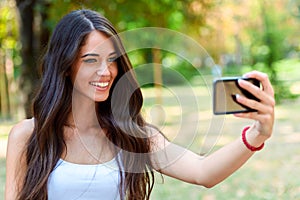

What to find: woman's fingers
left=243, top=70, right=275, bottom=97
left=234, top=70, right=275, bottom=137
left=237, top=79, right=275, bottom=107
left=238, top=70, right=276, bottom=108
left=235, top=94, right=272, bottom=114
left=236, top=71, right=275, bottom=115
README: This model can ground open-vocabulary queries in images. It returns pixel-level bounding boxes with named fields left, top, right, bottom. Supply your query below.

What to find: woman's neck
left=67, top=94, right=100, bottom=131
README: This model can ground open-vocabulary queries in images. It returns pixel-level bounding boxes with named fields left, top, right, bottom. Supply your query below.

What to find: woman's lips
left=89, top=81, right=110, bottom=90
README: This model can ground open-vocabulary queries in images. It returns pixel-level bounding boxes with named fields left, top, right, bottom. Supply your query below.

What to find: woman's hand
left=234, top=71, right=275, bottom=142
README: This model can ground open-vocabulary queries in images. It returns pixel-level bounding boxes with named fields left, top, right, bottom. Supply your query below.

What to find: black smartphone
left=213, top=77, right=261, bottom=115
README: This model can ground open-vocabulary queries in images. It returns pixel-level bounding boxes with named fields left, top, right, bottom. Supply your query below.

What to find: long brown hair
left=17, top=9, right=154, bottom=200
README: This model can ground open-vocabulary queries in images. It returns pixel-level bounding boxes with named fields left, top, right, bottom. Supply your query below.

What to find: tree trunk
left=151, top=48, right=164, bottom=126
left=0, top=50, right=11, bottom=118
left=39, top=1, right=51, bottom=52
left=16, top=0, right=38, bottom=118
left=152, top=48, right=163, bottom=105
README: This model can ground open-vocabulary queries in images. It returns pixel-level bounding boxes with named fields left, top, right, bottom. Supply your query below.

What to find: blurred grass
left=0, top=85, right=300, bottom=199
left=151, top=142, right=300, bottom=199
left=148, top=85, right=300, bottom=199
left=0, top=158, right=5, bottom=197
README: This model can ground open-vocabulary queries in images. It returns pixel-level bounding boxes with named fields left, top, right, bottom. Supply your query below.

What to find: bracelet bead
left=242, top=126, right=264, bottom=151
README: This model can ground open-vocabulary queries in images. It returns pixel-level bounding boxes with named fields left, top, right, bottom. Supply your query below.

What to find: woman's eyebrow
left=81, top=53, right=100, bottom=58
left=109, top=52, right=117, bottom=56
left=81, top=52, right=117, bottom=58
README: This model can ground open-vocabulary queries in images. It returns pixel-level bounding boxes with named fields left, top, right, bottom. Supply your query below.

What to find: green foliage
left=243, top=0, right=298, bottom=102
left=40, top=0, right=216, bottom=90
left=3, top=0, right=300, bottom=118
left=0, top=1, right=21, bottom=77
left=223, top=65, right=243, bottom=76
left=225, top=60, right=300, bottom=103
left=0, top=2, right=19, bottom=50
left=47, top=0, right=188, bottom=30
left=0, top=6, right=17, bottom=46
left=273, top=59, right=300, bottom=101
left=129, top=49, right=203, bottom=87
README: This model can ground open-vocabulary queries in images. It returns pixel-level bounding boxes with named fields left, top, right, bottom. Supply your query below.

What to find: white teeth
left=90, top=82, right=109, bottom=87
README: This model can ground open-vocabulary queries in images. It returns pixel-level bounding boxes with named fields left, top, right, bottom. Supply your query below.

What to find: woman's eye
left=107, top=57, right=117, bottom=62
left=83, top=59, right=97, bottom=63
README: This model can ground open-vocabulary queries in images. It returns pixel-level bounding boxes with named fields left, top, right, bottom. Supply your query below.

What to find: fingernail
left=235, top=94, right=240, bottom=99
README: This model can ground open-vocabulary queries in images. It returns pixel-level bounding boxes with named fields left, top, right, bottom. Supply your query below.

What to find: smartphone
left=213, top=77, right=261, bottom=115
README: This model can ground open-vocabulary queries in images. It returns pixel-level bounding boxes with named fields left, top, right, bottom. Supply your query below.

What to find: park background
left=0, top=0, right=300, bottom=199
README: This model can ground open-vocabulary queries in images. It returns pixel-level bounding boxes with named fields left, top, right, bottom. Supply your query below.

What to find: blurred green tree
left=210, top=0, right=300, bottom=101
left=13, top=0, right=299, bottom=117
left=247, top=0, right=298, bottom=101
left=0, top=0, right=19, bottom=119
left=15, top=0, right=52, bottom=117
left=14, top=0, right=216, bottom=117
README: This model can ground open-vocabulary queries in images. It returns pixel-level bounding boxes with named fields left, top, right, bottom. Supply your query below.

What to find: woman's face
left=71, top=30, right=118, bottom=102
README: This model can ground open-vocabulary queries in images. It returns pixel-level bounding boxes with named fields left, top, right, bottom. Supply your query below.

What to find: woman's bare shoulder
left=5, top=118, right=34, bottom=198
left=8, top=118, right=34, bottom=144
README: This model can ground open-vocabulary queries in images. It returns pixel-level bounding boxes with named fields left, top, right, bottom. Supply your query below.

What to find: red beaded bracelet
left=242, top=126, right=264, bottom=151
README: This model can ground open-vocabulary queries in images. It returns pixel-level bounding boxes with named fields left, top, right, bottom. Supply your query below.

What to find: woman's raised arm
left=150, top=71, right=275, bottom=188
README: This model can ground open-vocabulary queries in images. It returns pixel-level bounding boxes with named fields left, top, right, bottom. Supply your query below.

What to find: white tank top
left=47, top=155, right=122, bottom=200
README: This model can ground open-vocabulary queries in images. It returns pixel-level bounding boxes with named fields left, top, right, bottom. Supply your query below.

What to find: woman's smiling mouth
left=89, top=81, right=110, bottom=89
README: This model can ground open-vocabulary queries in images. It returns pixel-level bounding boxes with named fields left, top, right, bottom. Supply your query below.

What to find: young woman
left=5, top=9, right=275, bottom=200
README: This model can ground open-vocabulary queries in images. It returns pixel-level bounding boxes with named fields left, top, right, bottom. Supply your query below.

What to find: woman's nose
left=96, top=62, right=110, bottom=76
